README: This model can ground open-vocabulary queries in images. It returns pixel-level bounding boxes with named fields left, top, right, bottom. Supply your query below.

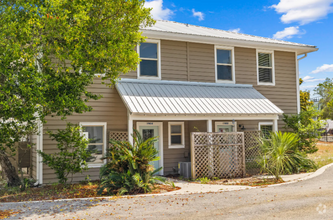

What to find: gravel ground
left=1, top=166, right=333, bottom=220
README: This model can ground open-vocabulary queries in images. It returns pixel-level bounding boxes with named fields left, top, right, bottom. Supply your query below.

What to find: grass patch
left=0, top=181, right=179, bottom=203
left=308, top=141, right=333, bottom=169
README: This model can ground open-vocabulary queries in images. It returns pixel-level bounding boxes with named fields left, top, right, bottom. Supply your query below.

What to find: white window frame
left=168, top=122, right=185, bottom=149
left=257, top=49, right=275, bottom=86
left=215, top=45, right=235, bottom=84
left=259, top=122, right=273, bottom=138
left=137, top=39, right=161, bottom=80
left=80, top=122, right=107, bottom=168
left=215, top=121, right=237, bottom=132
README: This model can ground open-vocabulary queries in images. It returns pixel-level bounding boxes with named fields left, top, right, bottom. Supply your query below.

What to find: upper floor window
left=215, top=46, right=235, bottom=83
left=257, top=50, right=275, bottom=85
left=137, top=40, right=161, bottom=79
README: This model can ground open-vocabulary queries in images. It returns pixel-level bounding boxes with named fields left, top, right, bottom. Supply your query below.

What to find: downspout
left=296, top=53, right=308, bottom=114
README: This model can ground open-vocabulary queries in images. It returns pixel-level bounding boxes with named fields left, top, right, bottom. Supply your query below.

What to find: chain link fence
left=190, top=132, right=245, bottom=179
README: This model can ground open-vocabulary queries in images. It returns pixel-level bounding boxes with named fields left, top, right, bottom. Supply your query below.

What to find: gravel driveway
left=1, top=166, right=333, bottom=219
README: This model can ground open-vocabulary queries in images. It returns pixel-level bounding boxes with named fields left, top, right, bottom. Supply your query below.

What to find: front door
left=137, top=122, right=163, bottom=175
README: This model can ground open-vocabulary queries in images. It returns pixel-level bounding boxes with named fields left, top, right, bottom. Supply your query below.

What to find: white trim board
left=136, top=122, right=164, bottom=175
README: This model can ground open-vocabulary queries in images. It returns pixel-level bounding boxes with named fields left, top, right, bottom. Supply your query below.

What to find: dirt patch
left=0, top=210, right=21, bottom=219
left=0, top=182, right=180, bottom=203
left=309, top=142, right=333, bottom=168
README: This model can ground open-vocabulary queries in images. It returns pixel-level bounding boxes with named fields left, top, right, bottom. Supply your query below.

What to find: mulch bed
left=0, top=210, right=21, bottom=219
left=0, top=182, right=180, bottom=203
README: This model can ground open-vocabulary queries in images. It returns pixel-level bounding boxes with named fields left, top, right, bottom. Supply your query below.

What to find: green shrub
left=257, top=131, right=316, bottom=180
left=38, top=123, right=91, bottom=184
left=98, top=129, right=171, bottom=195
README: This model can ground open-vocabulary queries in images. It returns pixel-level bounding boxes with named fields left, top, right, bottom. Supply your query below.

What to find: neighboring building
left=325, top=120, right=333, bottom=134
left=31, top=20, right=318, bottom=184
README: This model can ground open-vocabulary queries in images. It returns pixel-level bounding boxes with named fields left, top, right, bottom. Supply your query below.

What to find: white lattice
left=108, top=131, right=128, bottom=148
left=244, top=131, right=262, bottom=175
left=191, top=132, right=245, bottom=179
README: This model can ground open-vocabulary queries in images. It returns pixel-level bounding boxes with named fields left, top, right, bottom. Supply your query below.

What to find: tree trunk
left=0, top=152, right=21, bottom=187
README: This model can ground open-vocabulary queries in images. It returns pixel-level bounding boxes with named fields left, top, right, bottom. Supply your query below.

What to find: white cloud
left=192, top=9, right=204, bottom=21
left=228, top=28, right=241, bottom=33
left=145, top=0, right=173, bottom=20
left=300, top=85, right=317, bottom=89
left=311, top=64, right=333, bottom=74
left=303, top=76, right=325, bottom=82
left=271, top=0, right=333, bottom=25
left=273, top=26, right=305, bottom=39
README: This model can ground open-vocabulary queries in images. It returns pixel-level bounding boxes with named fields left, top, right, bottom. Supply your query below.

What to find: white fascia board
left=142, top=30, right=318, bottom=55
left=131, top=114, right=280, bottom=121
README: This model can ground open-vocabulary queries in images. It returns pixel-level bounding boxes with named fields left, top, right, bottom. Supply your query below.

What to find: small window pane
left=83, top=126, right=103, bottom=144
left=217, top=49, right=231, bottom=64
left=217, top=65, right=232, bottom=80
left=86, top=144, right=103, bottom=164
left=140, top=43, right=157, bottom=59
left=140, top=60, right=157, bottom=76
left=259, top=68, right=272, bottom=83
left=261, top=125, right=273, bottom=138
left=171, top=135, right=182, bottom=145
left=171, top=125, right=181, bottom=134
left=143, top=129, right=154, bottom=141
left=258, top=53, right=272, bottom=67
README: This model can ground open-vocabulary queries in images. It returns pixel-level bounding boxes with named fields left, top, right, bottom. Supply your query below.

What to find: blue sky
left=145, top=0, right=333, bottom=97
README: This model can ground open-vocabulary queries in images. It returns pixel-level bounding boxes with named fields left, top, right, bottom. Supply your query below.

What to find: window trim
left=168, top=122, right=185, bottom=149
left=215, top=121, right=237, bottom=132
left=80, top=122, right=107, bottom=168
left=214, top=45, right=235, bottom=84
left=257, top=49, right=275, bottom=86
left=258, top=122, right=273, bottom=138
left=137, top=39, right=161, bottom=80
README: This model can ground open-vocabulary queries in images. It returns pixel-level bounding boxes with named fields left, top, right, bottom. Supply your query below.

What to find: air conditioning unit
left=178, top=162, right=191, bottom=179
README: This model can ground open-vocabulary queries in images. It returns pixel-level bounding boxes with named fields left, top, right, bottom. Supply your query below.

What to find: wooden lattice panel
left=108, top=131, right=128, bottom=148
left=244, top=131, right=262, bottom=175
left=191, top=132, right=245, bottom=179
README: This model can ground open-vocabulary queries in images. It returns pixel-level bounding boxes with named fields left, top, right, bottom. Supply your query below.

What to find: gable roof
left=141, top=20, right=317, bottom=55
left=116, top=79, right=283, bottom=116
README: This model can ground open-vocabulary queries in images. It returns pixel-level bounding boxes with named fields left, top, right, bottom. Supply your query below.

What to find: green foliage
left=299, top=78, right=314, bottom=111
left=257, top=132, right=316, bottom=180
left=197, top=177, right=210, bottom=184
left=283, top=108, right=323, bottom=153
left=38, top=123, right=91, bottom=184
left=98, top=129, right=171, bottom=195
left=0, top=0, right=154, bottom=184
left=314, top=78, right=333, bottom=119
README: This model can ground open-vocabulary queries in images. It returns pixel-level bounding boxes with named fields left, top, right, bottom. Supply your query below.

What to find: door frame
left=215, top=121, right=237, bottom=132
left=136, top=122, right=164, bottom=175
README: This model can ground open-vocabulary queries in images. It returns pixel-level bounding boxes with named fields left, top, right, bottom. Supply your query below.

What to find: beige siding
left=42, top=78, right=128, bottom=183
left=189, top=43, right=215, bottom=82
left=235, top=47, right=297, bottom=130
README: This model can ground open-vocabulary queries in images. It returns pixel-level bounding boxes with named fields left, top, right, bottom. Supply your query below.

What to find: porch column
left=128, top=112, right=133, bottom=145
left=273, top=119, right=278, bottom=132
left=207, top=119, right=212, bottom=132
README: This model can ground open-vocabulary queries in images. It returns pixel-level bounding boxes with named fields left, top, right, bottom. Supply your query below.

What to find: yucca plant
left=98, top=129, right=172, bottom=195
left=257, top=131, right=316, bottom=180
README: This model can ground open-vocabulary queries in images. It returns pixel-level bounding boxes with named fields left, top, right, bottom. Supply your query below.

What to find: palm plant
left=257, top=131, right=315, bottom=180
left=98, top=129, right=172, bottom=195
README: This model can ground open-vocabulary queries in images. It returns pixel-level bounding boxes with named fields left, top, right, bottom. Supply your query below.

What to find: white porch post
left=128, top=112, right=133, bottom=145
left=207, top=119, right=212, bottom=132
left=273, top=119, right=278, bottom=132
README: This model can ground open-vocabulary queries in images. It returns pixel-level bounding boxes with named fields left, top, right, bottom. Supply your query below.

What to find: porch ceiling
left=116, top=79, right=284, bottom=116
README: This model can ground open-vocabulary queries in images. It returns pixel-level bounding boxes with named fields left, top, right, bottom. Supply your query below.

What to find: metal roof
left=141, top=20, right=316, bottom=49
left=116, top=79, right=283, bottom=115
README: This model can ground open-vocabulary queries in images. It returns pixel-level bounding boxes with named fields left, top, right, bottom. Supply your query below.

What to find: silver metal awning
left=116, top=79, right=284, bottom=116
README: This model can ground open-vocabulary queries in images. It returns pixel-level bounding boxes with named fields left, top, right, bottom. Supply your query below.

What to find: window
left=257, top=50, right=275, bottom=85
left=215, top=46, right=235, bottom=83
left=80, top=122, right=107, bottom=167
left=138, top=40, right=161, bottom=79
left=259, top=122, right=273, bottom=139
left=168, top=122, right=185, bottom=148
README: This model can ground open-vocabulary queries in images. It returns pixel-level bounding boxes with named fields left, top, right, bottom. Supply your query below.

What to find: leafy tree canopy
left=314, top=78, right=333, bottom=119
left=0, top=0, right=154, bottom=186
left=299, top=78, right=314, bottom=111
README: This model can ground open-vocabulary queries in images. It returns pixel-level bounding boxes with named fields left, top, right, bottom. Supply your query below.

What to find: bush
left=283, top=108, right=323, bottom=153
left=98, top=129, right=171, bottom=195
left=38, top=123, right=91, bottom=184
left=257, top=131, right=316, bottom=180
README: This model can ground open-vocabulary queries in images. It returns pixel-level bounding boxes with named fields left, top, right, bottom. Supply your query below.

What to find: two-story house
left=31, top=20, right=318, bottom=184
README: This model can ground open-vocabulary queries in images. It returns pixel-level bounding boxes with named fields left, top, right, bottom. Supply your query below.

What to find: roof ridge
left=151, top=20, right=315, bottom=48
